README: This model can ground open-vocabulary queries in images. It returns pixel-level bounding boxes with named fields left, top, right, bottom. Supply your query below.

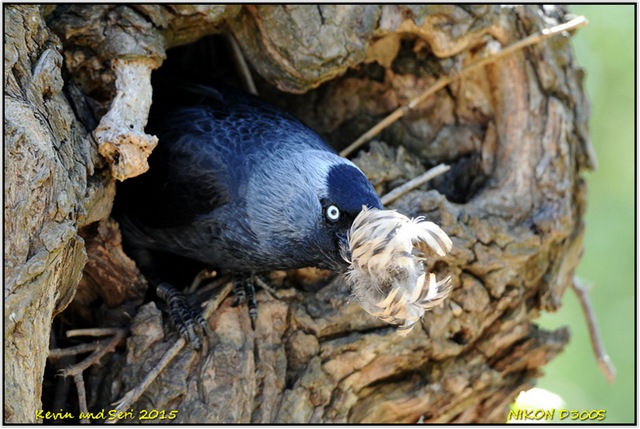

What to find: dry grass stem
left=108, top=338, right=187, bottom=424
left=74, top=374, right=90, bottom=423
left=66, top=328, right=123, bottom=338
left=381, top=163, right=451, bottom=206
left=254, top=275, right=277, bottom=296
left=48, top=342, right=101, bottom=359
left=224, top=33, right=258, bottom=95
left=340, top=15, right=588, bottom=158
left=59, top=329, right=127, bottom=378
left=107, top=282, right=234, bottom=423
left=572, top=277, right=616, bottom=384
left=186, top=268, right=218, bottom=294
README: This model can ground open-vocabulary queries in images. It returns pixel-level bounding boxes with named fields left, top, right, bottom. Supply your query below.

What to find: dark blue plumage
left=117, top=83, right=383, bottom=274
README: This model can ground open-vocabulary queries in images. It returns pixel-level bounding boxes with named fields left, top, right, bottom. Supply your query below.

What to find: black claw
left=186, top=326, right=202, bottom=351
left=195, top=313, right=207, bottom=331
left=231, top=274, right=262, bottom=330
left=246, top=279, right=258, bottom=330
left=232, top=277, right=246, bottom=306
left=157, top=282, right=204, bottom=350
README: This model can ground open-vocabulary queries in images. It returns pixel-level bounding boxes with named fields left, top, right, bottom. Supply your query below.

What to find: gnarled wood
left=4, top=4, right=592, bottom=424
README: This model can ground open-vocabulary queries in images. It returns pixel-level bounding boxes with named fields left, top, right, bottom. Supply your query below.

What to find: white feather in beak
left=343, top=206, right=453, bottom=335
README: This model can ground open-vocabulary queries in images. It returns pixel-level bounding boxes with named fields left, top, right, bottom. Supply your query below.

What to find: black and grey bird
left=114, top=82, right=383, bottom=345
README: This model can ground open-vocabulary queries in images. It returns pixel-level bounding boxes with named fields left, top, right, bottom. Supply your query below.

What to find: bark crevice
left=4, top=4, right=591, bottom=424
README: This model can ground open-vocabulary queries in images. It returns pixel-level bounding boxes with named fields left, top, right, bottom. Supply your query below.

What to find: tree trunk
left=4, top=4, right=594, bottom=423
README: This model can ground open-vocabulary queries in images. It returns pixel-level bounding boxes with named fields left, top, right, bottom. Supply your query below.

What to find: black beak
left=335, top=231, right=351, bottom=269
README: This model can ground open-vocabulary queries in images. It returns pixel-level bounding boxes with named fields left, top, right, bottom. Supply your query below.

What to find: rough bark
left=4, top=4, right=593, bottom=424
left=4, top=4, right=111, bottom=423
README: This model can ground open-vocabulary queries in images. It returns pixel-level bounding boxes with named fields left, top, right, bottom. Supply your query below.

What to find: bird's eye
left=326, top=205, right=340, bottom=222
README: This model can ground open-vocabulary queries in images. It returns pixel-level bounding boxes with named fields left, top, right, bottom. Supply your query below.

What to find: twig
left=339, top=15, right=588, bottom=158
left=66, top=328, right=122, bottom=338
left=49, top=331, right=73, bottom=413
left=59, top=329, right=127, bottom=378
left=254, top=275, right=277, bottom=297
left=109, top=337, right=186, bottom=423
left=74, top=374, right=90, bottom=424
left=380, top=164, right=451, bottom=206
left=49, top=342, right=101, bottom=359
left=224, top=33, right=258, bottom=95
left=571, top=277, right=616, bottom=384
left=106, top=281, right=234, bottom=424
left=201, top=281, right=234, bottom=320
left=192, top=275, right=232, bottom=305
left=186, top=268, right=218, bottom=294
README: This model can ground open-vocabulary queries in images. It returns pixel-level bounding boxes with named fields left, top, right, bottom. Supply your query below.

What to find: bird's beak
left=336, top=231, right=351, bottom=269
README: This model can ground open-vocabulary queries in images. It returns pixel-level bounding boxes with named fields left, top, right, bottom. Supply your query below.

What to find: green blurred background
left=534, top=5, right=636, bottom=424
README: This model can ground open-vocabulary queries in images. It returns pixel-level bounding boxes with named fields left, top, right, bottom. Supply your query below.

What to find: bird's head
left=247, top=150, right=382, bottom=272
left=312, top=161, right=383, bottom=270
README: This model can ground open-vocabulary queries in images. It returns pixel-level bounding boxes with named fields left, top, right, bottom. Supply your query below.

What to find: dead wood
left=4, top=4, right=594, bottom=423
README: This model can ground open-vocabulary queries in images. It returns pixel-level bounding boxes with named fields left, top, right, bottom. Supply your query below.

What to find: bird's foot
left=232, top=274, right=258, bottom=329
left=156, top=282, right=207, bottom=350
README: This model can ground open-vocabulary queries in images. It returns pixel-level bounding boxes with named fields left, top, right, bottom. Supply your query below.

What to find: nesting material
left=343, top=207, right=453, bottom=335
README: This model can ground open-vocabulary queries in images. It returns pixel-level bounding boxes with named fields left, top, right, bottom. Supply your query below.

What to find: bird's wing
left=118, top=103, right=235, bottom=229
left=173, top=82, right=335, bottom=154
left=118, top=81, right=331, bottom=229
